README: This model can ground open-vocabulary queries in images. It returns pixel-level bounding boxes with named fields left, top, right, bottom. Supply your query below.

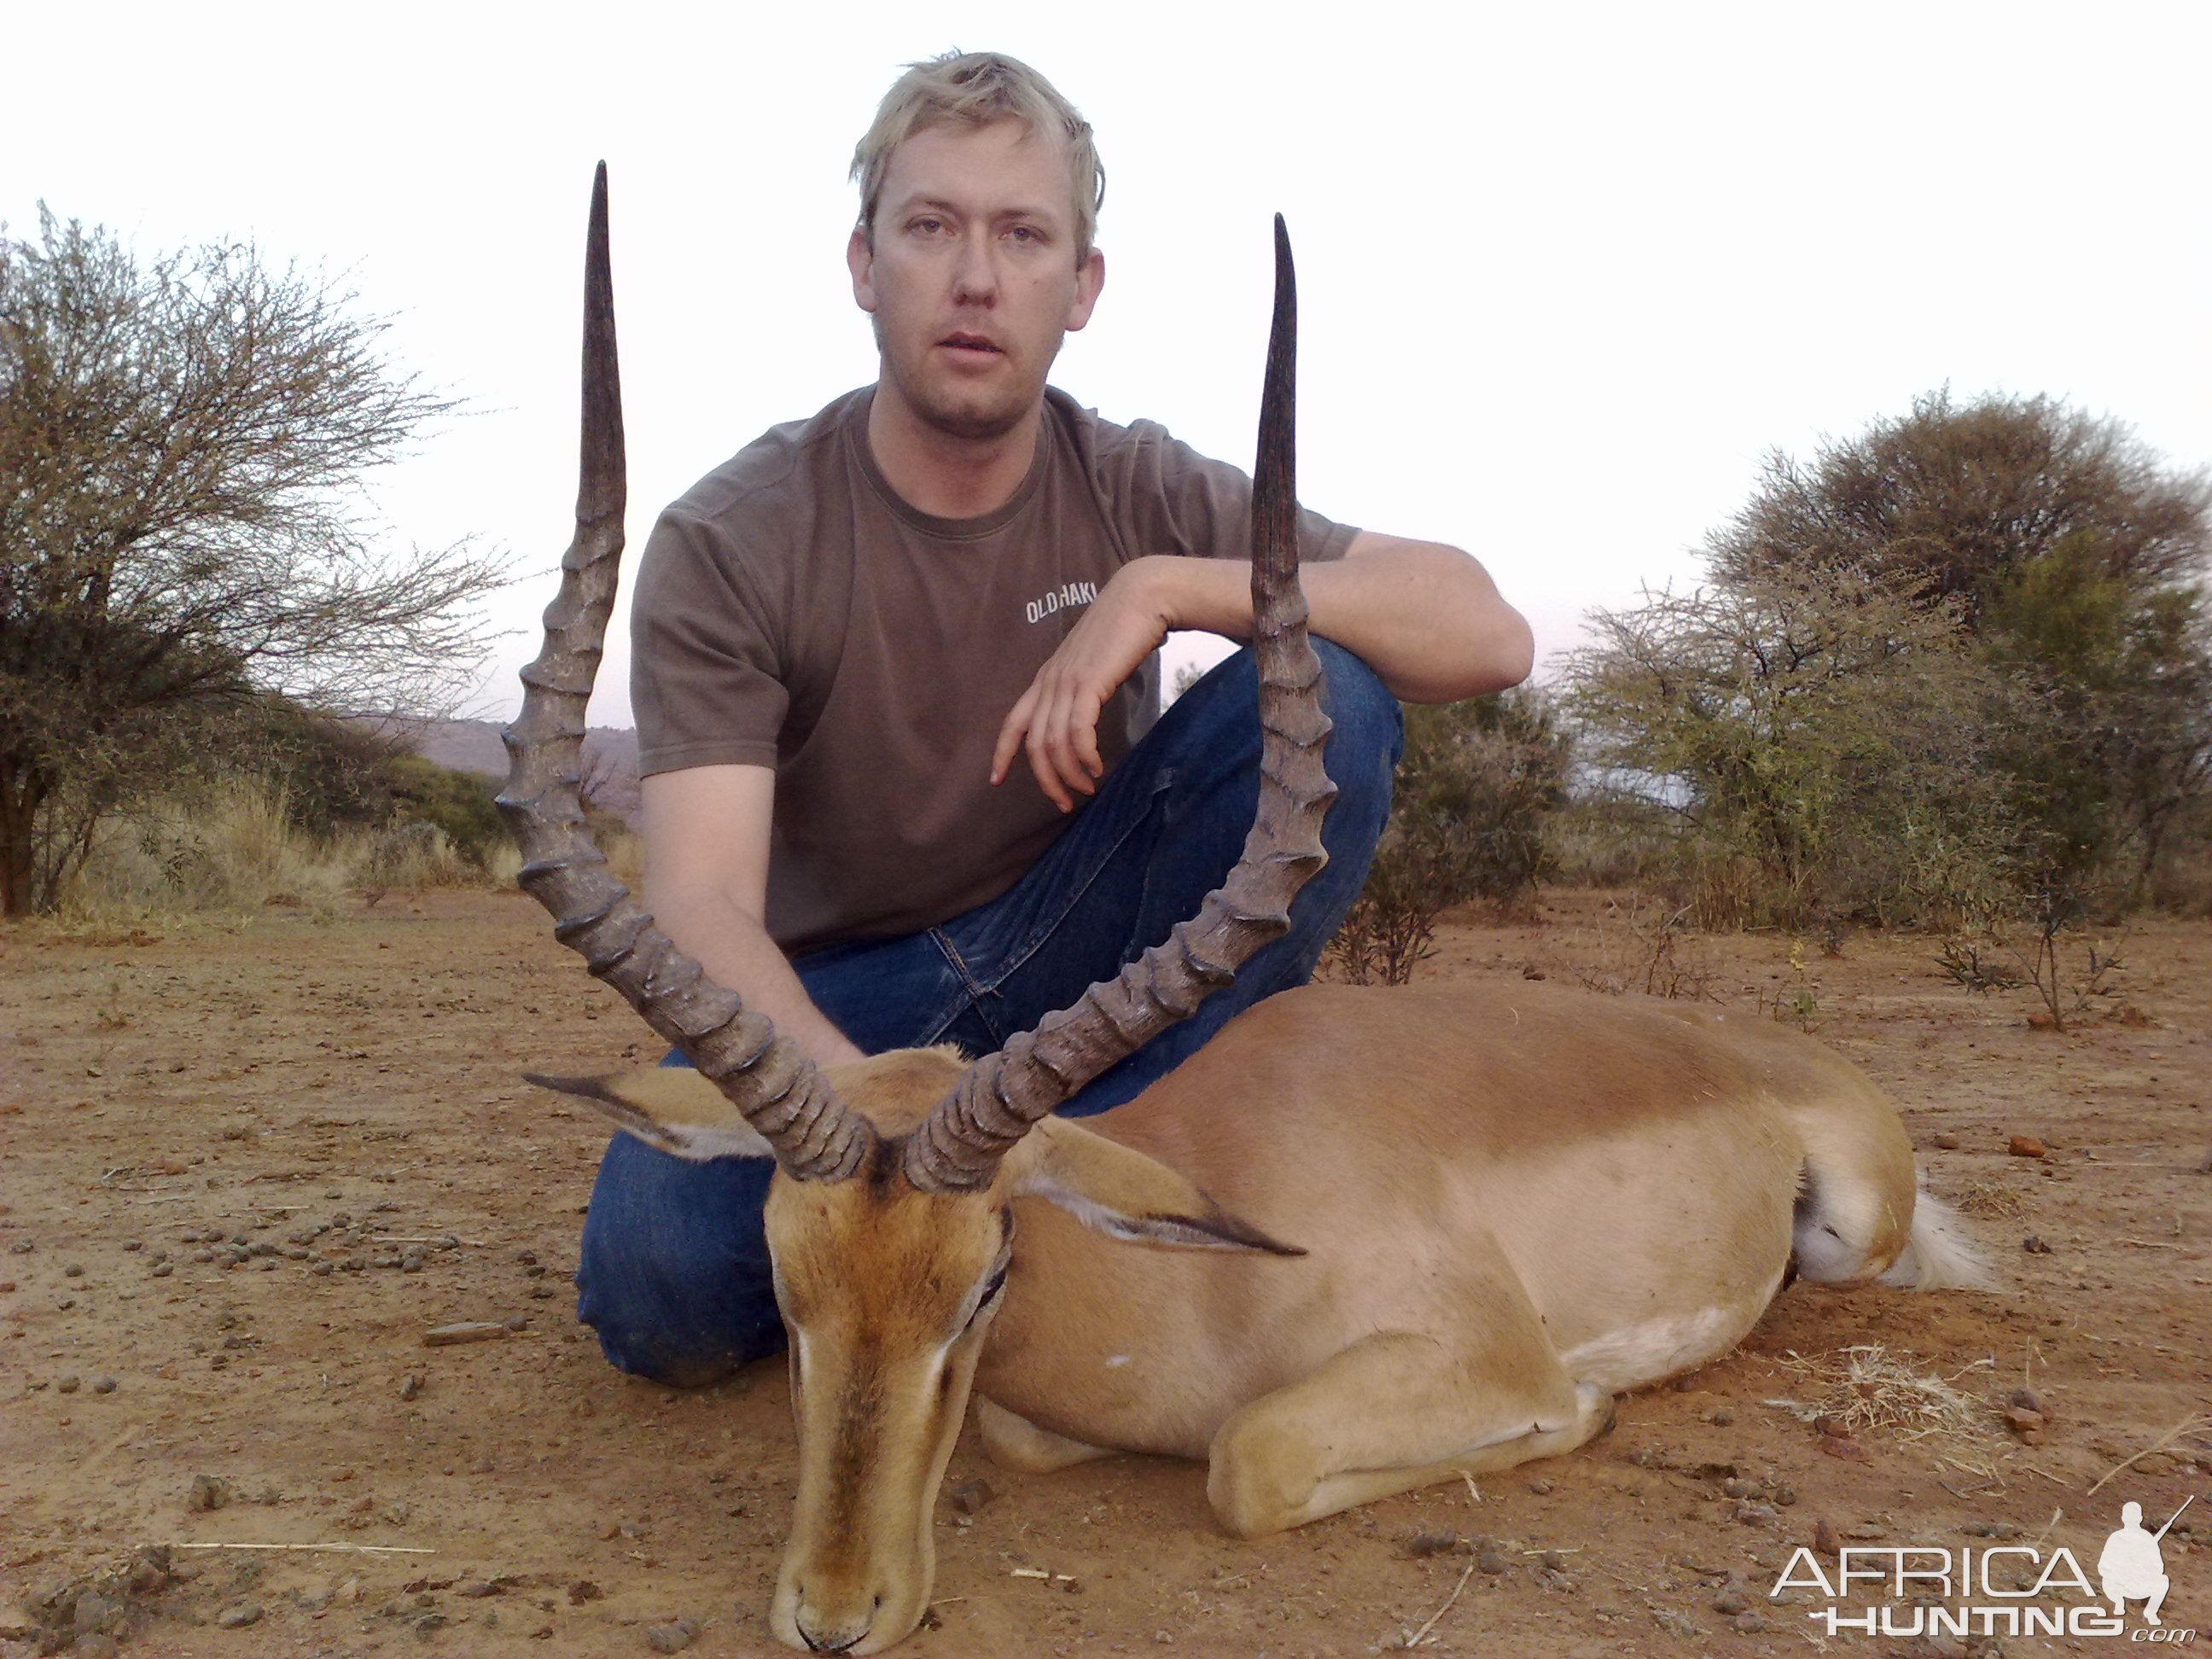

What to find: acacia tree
left=0, top=209, right=504, bottom=914
left=1563, top=568, right=2033, bottom=928
left=1703, top=390, right=2212, bottom=893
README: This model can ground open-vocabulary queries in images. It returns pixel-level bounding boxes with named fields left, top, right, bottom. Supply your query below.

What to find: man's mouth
left=940, top=333, right=1003, bottom=355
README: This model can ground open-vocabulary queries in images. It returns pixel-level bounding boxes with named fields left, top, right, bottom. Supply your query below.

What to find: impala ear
left=1007, top=1118, right=1303, bottom=1254
left=524, top=1068, right=776, bottom=1161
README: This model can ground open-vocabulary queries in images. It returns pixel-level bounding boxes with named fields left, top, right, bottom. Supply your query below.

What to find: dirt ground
left=3, top=888, right=2207, bottom=1659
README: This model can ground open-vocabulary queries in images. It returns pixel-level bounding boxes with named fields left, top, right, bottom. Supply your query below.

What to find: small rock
left=1813, top=1517, right=1842, bottom=1554
left=1735, top=1502, right=1779, bottom=1527
left=644, top=1621, right=700, bottom=1653
left=1720, top=1478, right=1760, bottom=1499
left=1404, top=1528, right=1458, bottom=1558
left=1713, top=1592, right=1748, bottom=1615
left=335, top=1575, right=363, bottom=1607
left=188, top=1474, right=229, bottom=1511
left=151, top=1262, right=173, bottom=1278
left=399, top=1372, right=423, bottom=1401
left=56, top=1375, right=80, bottom=1394
left=1813, top=1413, right=1852, bottom=1438
left=1527, top=1477, right=1555, bottom=1494
left=73, top=1635, right=121, bottom=1658
left=64, top=1262, right=85, bottom=1277
left=949, top=1479, right=997, bottom=1516
left=1729, top=1611, right=1767, bottom=1634
left=92, top=1376, right=116, bottom=1394
left=504, top=1314, right=529, bottom=1331
left=9, top=1237, right=33, bottom=1253
left=2007, top=1386, right=2047, bottom=1417
left=1706, top=1410, right=1734, bottom=1426
left=2008, top=1134, right=2048, bottom=1158
left=2001, top=1406, right=2046, bottom=1434
left=568, top=1580, right=603, bottom=1605
left=216, top=1604, right=263, bottom=1628
left=1773, top=1483, right=1798, bottom=1505
left=1932, top=1132, right=1961, bottom=1150
left=1476, top=1549, right=1511, bottom=1574
left=1538, top=1551, right=1565, bottom=1572
left=454, top=1579, right=500, bottom=1598
left=2023, top=1234, right=2052, bottom=1253
left=1817, top=1435, right=1867, bottom=1462
left=73, top=1588, right=125, bottom=1634
left=192, top=1249, right=214, bottom=1264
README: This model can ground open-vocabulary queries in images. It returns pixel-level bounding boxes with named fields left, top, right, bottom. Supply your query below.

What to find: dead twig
left=2087, top=1413, right=2212, bottom=1497
left=158, top=1541, right=434, bottom=1555
left=1399, top=1559, right=1476, bottom=1649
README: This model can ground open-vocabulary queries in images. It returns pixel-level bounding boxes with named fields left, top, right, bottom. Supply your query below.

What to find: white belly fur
left=1557, top=1301, right=1764, bottom=1393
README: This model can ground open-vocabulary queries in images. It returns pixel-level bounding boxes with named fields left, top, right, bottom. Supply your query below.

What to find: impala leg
left=1206, top=1330, right=1609, bottom=1539
left=976, top=1396, right=1120, bottom=1474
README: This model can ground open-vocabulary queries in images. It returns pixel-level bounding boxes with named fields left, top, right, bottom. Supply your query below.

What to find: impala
left=499, top=170, right=1984, bottom=1656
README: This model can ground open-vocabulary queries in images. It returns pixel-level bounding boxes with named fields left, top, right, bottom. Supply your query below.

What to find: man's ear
left=847, top=226, right=879, bottom=313
left=524, top=1069, right=774, bottom=1161
left=1005, top=1116, right=1301, bottom=1254
left=1065, top=247, right=1104, bottom=332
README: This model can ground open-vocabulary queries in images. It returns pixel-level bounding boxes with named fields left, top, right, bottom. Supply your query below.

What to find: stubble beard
left=876, top=316, right=1051, bottom=443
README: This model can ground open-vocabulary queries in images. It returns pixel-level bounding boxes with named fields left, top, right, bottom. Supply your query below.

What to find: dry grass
left=1952, top=1176, right=2030, bottom=1220
left=61, top=783, right=507, bottom=922
left=1765, top=1344, right=2009, bottom=1480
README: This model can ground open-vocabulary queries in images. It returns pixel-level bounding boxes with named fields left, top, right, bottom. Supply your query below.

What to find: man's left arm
left=991, top=533, right=1532, bottom=810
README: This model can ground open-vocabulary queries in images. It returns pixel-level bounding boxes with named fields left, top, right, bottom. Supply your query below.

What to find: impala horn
left=905, top=215, right=1338, bottom=1194
left=496, top=165, right=873, bottom=1182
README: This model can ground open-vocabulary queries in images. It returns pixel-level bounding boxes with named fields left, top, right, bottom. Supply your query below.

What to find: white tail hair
left=1880, top=1189, right=1995, bottom=1291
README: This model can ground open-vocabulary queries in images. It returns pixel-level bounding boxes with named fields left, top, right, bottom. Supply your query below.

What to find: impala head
left=533, top=1050, right=1297, bottom=1651
left=498, top=166, right=1330, bottom=1653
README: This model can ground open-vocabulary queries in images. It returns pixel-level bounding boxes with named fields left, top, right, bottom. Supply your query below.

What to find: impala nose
left=793, top=1592, right=878, bottom=1652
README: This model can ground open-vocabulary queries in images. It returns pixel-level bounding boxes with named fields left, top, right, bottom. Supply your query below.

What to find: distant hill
left=396, top=719, right=643, bottom=826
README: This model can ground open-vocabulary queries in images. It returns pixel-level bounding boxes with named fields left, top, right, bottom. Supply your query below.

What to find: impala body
left=555, top=975, right=1981, bottom=1650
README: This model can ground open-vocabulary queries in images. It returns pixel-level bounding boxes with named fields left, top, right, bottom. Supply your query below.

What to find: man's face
left=849, top=120, right=1104, bottom=443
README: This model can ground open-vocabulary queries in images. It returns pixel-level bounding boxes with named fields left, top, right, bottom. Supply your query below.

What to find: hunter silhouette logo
left=2101, top=1498, right=2192, bottom=1627
left=1773, top=1494, right=2197, bottom=1641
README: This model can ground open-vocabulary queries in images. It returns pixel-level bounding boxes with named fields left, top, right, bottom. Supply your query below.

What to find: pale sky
left=12, top=0, right=2209, bottom=729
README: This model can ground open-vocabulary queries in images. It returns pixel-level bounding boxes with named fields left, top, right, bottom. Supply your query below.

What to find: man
left=577, top=51, right=1533, bottom=1384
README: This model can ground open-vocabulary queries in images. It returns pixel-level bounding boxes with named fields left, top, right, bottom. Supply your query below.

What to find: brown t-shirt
left=631, top=385, right=1358, bottom=954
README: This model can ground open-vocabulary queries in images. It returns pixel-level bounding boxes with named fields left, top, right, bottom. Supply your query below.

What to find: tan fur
left=554, top=979, right=1956, bottom=1652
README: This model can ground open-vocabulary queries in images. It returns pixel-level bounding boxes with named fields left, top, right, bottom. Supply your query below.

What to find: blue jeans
left=575, top=641, right=1402, bottom=1384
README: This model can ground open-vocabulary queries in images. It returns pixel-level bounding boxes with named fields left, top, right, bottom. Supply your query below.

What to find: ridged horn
left=496, top=165, right=873, bottom=1183
left=904, top=215, right=1337, bottom=1193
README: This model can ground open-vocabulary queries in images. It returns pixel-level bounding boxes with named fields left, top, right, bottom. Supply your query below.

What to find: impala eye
left=963, top=1262, right=1010, bottom=1331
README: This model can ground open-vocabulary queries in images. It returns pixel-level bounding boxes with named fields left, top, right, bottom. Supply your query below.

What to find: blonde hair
left=851, top=51, right=1104, bottom=261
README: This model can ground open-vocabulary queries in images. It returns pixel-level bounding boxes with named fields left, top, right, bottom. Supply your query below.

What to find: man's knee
left=1308, top=639, right=1403, bottom=824
left=575, top=1135, right=784, bottom=1384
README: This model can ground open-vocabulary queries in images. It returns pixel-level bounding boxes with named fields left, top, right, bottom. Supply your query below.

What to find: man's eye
left=1006, top=225, right=1040, bottom=244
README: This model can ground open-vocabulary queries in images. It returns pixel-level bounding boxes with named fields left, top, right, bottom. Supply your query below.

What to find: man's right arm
left=639, top=764, right=866, bottom=1068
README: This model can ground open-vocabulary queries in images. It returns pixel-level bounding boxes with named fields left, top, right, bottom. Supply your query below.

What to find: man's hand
left=988, top=538, right=1534, bottom=810
left=990, top=559, right=1176, bottom=811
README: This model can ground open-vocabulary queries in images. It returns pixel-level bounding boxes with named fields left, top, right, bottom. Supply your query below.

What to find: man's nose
left=951, top=234, right=998, bottom=306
